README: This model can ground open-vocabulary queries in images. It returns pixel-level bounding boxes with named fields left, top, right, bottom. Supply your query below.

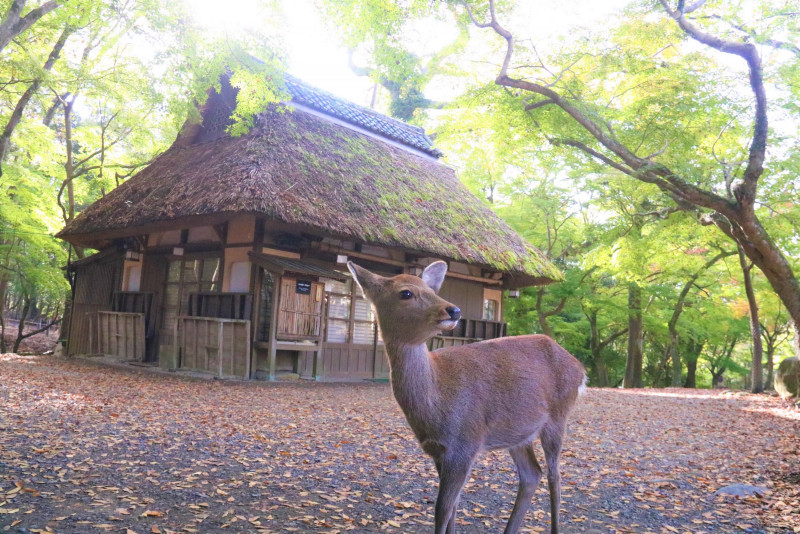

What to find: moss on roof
left=58, top=106, right=562, bottom=287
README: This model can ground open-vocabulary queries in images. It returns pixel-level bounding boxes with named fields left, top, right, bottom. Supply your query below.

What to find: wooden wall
left=93, top=311, right=146, bottom=361
left=178, top=317, right=251, bottom=378
left=322, top=343, right=388, bottom=380
left=277, top=277, right=323, bottom=339
left=140, top=254, right=167, bottom=362
left=439, top=278, right=484, bottom=320
left=67, top=254, right=123, bottom=356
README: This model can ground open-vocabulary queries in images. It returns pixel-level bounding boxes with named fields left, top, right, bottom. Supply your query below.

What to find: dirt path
left=1, top=354, right=798, bottom=533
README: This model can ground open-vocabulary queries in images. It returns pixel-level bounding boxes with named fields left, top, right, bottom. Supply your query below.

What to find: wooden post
left=268, top=273, right=282, bottom=381
left=249, top=267, right=261, bottom=379
left=372, top=318, right=379, bottom=380
left=174, top=318, right=180, bottom=368
left=244, top=320, right=252, bottom=380
left=137, top=313, right=145, bottom=362
left=88, top=312, right=94, bottom=355
left=218, top=320, right=224, bottom=378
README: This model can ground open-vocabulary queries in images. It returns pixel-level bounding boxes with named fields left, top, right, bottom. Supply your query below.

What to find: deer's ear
left=347, top=261, right=380, bottom=296
left=421, top=261, right=447, bottom=293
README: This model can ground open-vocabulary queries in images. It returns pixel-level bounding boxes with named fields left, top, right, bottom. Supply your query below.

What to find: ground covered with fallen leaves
left=1, top=354, right=798, bottom=534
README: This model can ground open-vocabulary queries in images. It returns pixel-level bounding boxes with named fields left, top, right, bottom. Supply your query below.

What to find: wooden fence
left=429, top=336, right=477, bottom=350
left=91, top=311, right=146, bottom=362
left=177, top=316, right=251, bottom=379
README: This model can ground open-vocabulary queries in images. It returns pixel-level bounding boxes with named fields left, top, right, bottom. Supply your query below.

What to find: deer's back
left=429, top=335, right=585, bottom=448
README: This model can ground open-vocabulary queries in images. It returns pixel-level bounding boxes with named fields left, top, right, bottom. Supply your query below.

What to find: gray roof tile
left=285, top=75, right=443, bottom=158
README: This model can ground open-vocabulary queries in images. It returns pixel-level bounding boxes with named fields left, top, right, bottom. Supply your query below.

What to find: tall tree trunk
left=683, top=338, right=703, bottom=388
left=684, top=358, right=697, bottom=388
left=739, top=247, right=764, bottom=393
left=595, top=358, right=610, bottom=388
left=624, top=283, right=643, bottom=388
left=12, top=294, right=30, bottom=353
left=587, top=311, right=606, bottom=387
left=765, top=343, right=775, bottom=390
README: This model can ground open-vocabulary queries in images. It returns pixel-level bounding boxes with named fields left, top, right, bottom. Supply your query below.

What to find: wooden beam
left=446, top=271, right=503, bottom=285
left=212, top=222, right=228, bottom=245
left=261, top=247, right=301, bottom=260
left=319, top=244, right=406, bottom=267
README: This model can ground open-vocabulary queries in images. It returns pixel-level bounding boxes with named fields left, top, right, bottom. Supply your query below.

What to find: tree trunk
left=0, top=312, right=6, bottom=353
left=0, top=1, right=60, bottom=55
left=795, top=326, right=800, bottom=359
left=739, top=248, right=764, bottom=393
left=624, top=283, right=643, bottom=388
left=683, top=338, right=703, bottom=388
left=12, top=295, right=30, bottom=354
left=536, top=288, right=554, bottom=338
left=765, top=344, right=775, bottom=390
left=711, top=369, right=725, bottom=388
left=595, top=358, right=610, bottom=388
left=685, top=358, right=697, bottom=388
left=587, top=310, right=608, bottom=387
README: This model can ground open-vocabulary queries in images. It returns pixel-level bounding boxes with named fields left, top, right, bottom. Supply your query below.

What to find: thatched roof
left=58, top=87, right=561, bottom=287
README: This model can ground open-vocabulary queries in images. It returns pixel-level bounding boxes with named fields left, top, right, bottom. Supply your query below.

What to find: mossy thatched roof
left=58, top=105, right=561, bottom=287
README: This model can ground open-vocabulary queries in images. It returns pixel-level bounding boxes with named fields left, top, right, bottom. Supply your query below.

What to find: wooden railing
left=450, top=318, right=507, bottom=340
left=177, top=316, right=251, bottom=379
left=186, top=292, right=252, bottom=320
left=91, top=311, right=146, bottom=362
left=430, top=318, right=507, bottom=351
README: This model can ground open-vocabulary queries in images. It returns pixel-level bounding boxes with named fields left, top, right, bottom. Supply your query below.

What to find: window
left=325, top=278, right=379, bottom=344
left=325, top=279, right=351, bottom=343
left=483, top=299, right=498, bottom=321
left=229, top=261, right=250, bottom=292
left=162, top=257, right=221, bottom=331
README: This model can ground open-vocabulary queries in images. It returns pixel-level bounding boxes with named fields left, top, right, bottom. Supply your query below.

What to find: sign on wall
left=295, top=280, right=312, bottom=295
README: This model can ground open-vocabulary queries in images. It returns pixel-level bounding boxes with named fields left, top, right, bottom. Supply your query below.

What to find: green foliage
left=1, top=0, right=287, bottom=334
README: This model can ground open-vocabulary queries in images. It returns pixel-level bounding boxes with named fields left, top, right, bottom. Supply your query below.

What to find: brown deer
left=348, top=260, right=586, bottom=534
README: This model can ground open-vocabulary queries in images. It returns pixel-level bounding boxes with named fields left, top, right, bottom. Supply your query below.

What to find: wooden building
left=56, top=75, right=561, bottom=381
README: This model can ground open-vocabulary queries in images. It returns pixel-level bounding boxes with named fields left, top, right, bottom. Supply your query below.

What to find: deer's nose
left=446, top=306, right=461, bottom=321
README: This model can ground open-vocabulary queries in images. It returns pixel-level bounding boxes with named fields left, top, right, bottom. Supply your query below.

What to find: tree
left=325, top=0, right=800, bottom=356
left=664, top=248, right=734, bottom=385
left=757, top=289, right=792, bottom=390
left=466, top=0, right=800, bottom=355
left=1, top=0, right=289, bottom=352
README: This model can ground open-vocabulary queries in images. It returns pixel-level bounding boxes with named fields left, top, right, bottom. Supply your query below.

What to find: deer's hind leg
left=503, top=442, right=543, bottom=534
left=541, top=422, right=566, bottom=534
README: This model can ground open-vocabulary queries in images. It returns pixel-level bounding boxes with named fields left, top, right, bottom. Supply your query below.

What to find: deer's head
left=348, top=261, right=461, bottom=345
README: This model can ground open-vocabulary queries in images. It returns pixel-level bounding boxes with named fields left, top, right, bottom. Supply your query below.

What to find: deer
left=347, top=260, right=586, bottom=534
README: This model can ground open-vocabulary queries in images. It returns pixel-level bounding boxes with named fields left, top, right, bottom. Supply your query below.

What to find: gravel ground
left=1, top=353, right=798, bottom=534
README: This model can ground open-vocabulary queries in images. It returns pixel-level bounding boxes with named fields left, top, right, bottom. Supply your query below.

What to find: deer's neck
left=384, top=341, right=439, bottom=426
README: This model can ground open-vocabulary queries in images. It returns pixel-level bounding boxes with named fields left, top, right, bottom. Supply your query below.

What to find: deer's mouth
left=437, top=319, right=460, bottom=331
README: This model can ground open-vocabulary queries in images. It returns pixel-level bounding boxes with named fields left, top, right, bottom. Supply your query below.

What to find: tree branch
left=659, top=0, right=767, bottom=209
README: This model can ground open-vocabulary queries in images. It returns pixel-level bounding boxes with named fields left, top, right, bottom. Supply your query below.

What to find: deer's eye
left=399, top=290, right=414, bottom=300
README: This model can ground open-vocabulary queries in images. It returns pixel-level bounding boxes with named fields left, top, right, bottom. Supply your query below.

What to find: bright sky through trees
left=185, top=0, right=631, bottom=107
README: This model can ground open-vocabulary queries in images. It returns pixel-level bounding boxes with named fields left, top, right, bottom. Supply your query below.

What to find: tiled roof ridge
left=284, top=73, right=443, bottom=158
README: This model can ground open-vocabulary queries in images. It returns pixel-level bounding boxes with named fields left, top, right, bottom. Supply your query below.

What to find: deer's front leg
left=433, top=451, right=476, bottom=534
